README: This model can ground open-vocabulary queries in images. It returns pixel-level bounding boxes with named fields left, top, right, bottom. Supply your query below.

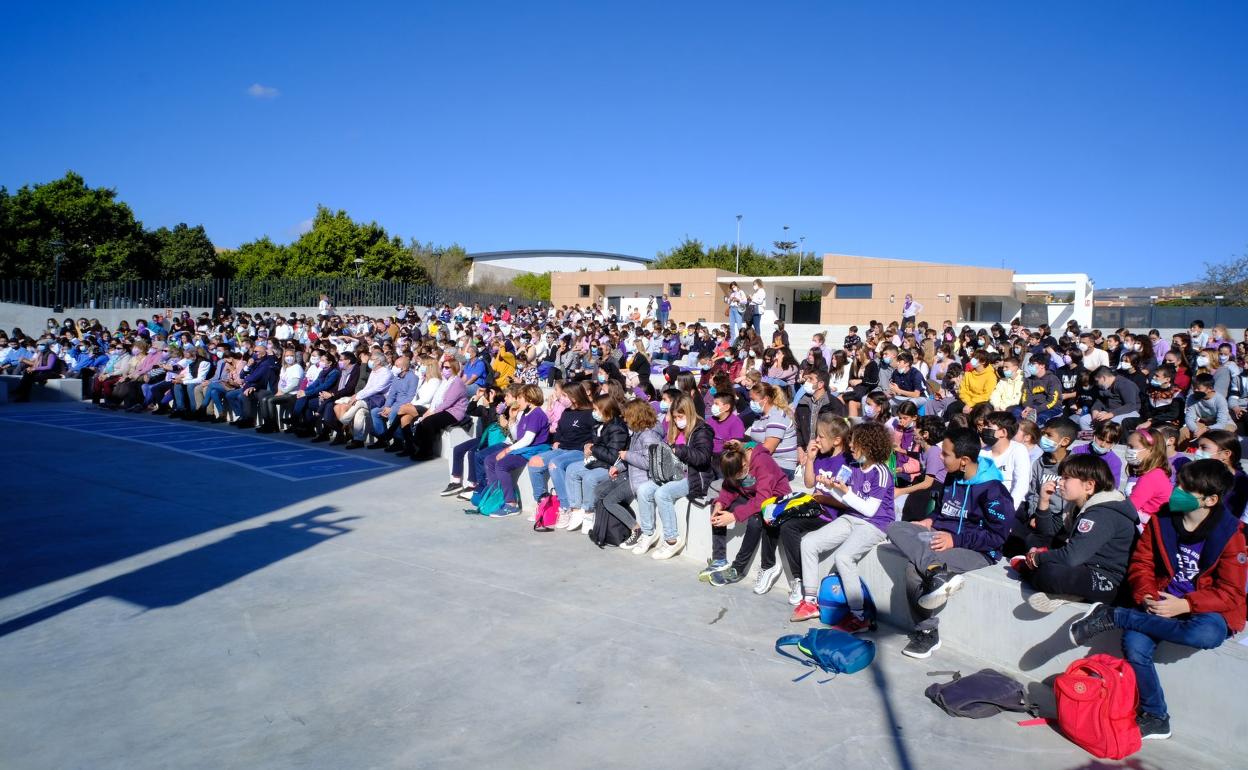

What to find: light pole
left=735, top=214, right=743, bottom=273
left=52, top=238, right=64, bottom=313
left=353, top=258, right=364, bottom=279
left=797, top=235, right=805, bottom=277
left=783, top=225, right=791, bottom=267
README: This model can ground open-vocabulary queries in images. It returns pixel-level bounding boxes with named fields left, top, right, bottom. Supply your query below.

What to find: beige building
left=549, top=253, right=1036, bottom=328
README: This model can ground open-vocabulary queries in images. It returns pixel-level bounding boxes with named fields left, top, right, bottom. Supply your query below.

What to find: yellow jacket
left=989, top=373, right=1025, bottom=411
left=959, top=365, right=998, bottom=406
left=492, top=350, right=516, bottom=388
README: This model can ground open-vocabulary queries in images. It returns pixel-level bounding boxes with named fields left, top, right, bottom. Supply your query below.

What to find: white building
left=466, top=249, right=651, bottom=286
left=1013, top=273, right=1095, bottom=328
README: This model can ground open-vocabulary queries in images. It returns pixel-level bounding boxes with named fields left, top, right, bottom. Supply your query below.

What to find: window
left=835, top=284, right=872, bottom=300
left=578, top=284, right=590, bottom=298
left=668, top=283, right=682, bottom=298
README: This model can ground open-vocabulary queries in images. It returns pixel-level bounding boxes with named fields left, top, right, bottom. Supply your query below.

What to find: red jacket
left=715, top=448, right=792, bottom=523
left=1127, top=508, right=1247, bottom=634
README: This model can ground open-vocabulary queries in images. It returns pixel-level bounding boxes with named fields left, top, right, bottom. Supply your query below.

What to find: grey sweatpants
left=887, top=521, right=993, bottom=631
left=799, top=516, right=886, bottom=613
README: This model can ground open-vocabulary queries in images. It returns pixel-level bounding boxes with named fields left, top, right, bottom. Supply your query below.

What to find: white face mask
left=674, top=418, right=688, bottom=431
left=284, top=355, right=295, bottom=364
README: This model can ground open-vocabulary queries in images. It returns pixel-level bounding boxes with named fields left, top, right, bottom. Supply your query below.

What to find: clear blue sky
left=2, top=1, right=1245, bottom=287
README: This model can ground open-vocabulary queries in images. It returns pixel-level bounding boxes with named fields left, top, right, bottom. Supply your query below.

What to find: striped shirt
left=746, top=406, right=799, bottom=471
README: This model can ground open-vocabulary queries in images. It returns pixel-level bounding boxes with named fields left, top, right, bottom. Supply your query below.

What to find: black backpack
left=925, top=669, right=1030, bottom=719
left=588, top=497, right=633, bottom=548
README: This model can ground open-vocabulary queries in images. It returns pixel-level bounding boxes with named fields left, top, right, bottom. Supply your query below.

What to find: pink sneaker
left=789, top=599, right=820, bottom=623
left=832, top=614, right=873, bottom=634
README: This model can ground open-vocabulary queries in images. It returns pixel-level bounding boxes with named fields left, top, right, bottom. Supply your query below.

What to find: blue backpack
left=818, top=574, right=877, bottom=627
left=471, top=482, right=506, bottom=516
left=775, top=628, right=875, bottom=681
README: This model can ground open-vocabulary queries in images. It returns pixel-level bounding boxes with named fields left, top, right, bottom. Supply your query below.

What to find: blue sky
left=2, top=1, right=1245, bottom=287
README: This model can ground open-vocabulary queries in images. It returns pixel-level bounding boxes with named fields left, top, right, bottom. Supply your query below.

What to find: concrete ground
left=0, top=405, right=1227, bottom=770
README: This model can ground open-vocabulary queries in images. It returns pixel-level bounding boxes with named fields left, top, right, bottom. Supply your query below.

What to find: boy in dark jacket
left=1018, top=353, right=1062, bottom=426
left=1018, top=453, right=1139, bottom=611
left=888, top=426, right=1014, bottom=659
left=1071, top=459, right=1247, bottom=740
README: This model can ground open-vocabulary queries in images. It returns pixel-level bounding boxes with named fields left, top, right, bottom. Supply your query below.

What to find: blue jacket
left=383, top=370, right=420, bottom=409
left=304, top=367, right=340, bottom=399
left=934, top=455, right=1013, bottom=561
left=462, top=357, right=487, bottom=387
left=243, top=355, right=279, bottom=390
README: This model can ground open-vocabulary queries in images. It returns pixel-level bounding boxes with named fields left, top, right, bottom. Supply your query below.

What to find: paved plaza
left=0, top=406, right=1228, bottom=769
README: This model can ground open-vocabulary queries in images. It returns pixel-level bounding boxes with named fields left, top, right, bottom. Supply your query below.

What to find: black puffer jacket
left=673, top=419, right=716, bottom=500
left=588, top=417, right=629, bottom=469
left=1034, top=490, right=1140, bottom=584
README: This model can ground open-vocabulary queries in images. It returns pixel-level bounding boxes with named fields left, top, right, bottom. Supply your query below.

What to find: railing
left=1092, top=300, right=1248, bottom=331
left=0, top=278, right=519, bottom=313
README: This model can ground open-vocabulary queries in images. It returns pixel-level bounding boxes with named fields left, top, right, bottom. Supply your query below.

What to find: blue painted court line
left=0, top=409, right=394, bottom=481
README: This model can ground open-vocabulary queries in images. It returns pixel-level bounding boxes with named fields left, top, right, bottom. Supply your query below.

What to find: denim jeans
left=527, top=448, right=582, bottom=502
left=369, top=406, right=401, bottom=438
left=1114, top=607, right=1228, bottom=718
left=548, top=450, right=588, bottom=503
left=636, top=477, right=689, bottom=541
left=204, top=381, right=231, bottom=415
left=565, top=464, right=610, bottom=510
left=729, top=307, right=742, bottom=341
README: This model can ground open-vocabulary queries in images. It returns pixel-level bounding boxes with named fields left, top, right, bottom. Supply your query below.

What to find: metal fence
left=1092, top=303, right=1248, bottom=331
left=0, top=278, right=518, bottom=312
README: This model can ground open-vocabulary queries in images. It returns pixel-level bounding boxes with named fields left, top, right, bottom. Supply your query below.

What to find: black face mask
left=980, top=428, right=999, bottom=446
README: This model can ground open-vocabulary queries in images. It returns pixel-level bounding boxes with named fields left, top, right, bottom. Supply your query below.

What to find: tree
left=150, top=223, right=218, bottom=280
left=511, top=271, right=551, bottom=301
left=411, top=241, right=471, bottom=287
left=284, top=205, right=427, bottom=282
left=1202, top=246, right=1248, bottom=303
left=219, top=236, right=289, bottom=279
left=651, top=238, right=797, bottom=276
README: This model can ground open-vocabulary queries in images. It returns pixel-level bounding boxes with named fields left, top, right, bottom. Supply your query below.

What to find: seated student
left=745, top=383, right=800, bottom=480
left=1017, top=353, right=1063, bottom=426
left=441, top=386, right=504, bottom=495
left=1019, top=454, right=1139, bottom=611
left=1070, top=459, right=1246, bottom=741
left=790, top=422, right=896, bottom=631
left=600, top=400, right=664, bottom=546
left=1152, top=425, right=1191, bottom=479
left=887, top=401, right=923, bottom=482
left=706, top=439, right=793, bottom=587
left=708, top=389, right=746, bottom=459
left=1079, top=365, right=1141, bottom=431
left=1192, top=429, right=1248, bottom=521
left=886, top=351, right=927, bottom=408
left=1133, top=363, right=1184, bottom=434
left=898, top=416, right=948, bottom=522
left=1013, top=416, right=1078, bottom=555
left=988, top=356, right=1025, bottom=412
left=794, top=369, right=846, bottom=458
left=632, top=394, right=715, bottom=560
left=887, top=427, right=1014, bottom=659
left=562, top=395, right=628, bottom=533
left=861, top=391, right=891, bottom=424
left=1125, top=428, right=1174, bottom=528
left=981, top=410, right=1032, bottom=512
left=1070, top=420, right=1124, bottom=489
left=1014, top=419, right=1043, bottom=464
left=951, top=350, right=998, bottom=417
left=481, top=383, right=550, bottom=515
left=526, top=384, right=594, bottom=518
left=1183, top=372, right=1235, bottom=443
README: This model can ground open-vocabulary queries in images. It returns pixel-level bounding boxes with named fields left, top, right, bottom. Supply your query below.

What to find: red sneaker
left=789, top=599, right=820, bottom=623
left=832, top=614, right=873, bottom=634
left=1009, top=555, right=1029, bottom=573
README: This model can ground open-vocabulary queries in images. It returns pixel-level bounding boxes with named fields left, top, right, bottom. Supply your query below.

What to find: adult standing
left=657, top=294, right=672, bottom=325
left=725, top=282, right=747, bottom=341
left=901, top=294, right=923, bottom=327
left=749, top=279, right=766, bottom=336
left=317, top=294, right=335, bottom=319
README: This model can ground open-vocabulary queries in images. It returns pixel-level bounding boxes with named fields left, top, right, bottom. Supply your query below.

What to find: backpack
left=775, top=629, right=875, bottom=681
left=925, top=669, right=1029, bottom=719
left=1053, top=654, right=1141, bottom=759
left=760, top=492, right=824, bottom=526
left=534, top=492, right=560, bottom=531
left=647, top=442, right=687, bottom=484
left=471, top=482, right=506, bottom=517
left=817, top=574, right=877, bottom=627
left=588, top=496, right=633, bottom=547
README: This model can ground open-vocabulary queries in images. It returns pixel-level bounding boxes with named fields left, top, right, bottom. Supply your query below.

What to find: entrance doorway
left=792, top=289, right=821, bottom=324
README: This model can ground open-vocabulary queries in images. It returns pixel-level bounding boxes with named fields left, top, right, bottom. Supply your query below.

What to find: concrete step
left=0, top=375, right=87, bottom=403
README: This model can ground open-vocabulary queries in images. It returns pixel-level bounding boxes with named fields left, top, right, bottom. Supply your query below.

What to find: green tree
left=219, top=236, right=290, bottom=279
left=411, top=241, right=471, bottom=287
left=652, top=238, right=795, bottom=275
left=284, top=205, right=427, bottom=281
left=511, top=271, right=551, bottom=301
left=149, top=223, right=218, bottom=279
left=0, top=171, right=154, bottom=280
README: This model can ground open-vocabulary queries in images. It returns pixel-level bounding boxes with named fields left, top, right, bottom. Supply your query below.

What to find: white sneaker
left=564, top=508, right=586, bottom=531
left=788, top=578, right=804, bottom=606
left=456, top=487, right=476, bottom=501
left=631, top=530, right=661, bottom=555
left=581, top=514, right=595, bottom=532
left=554, top=510, right=570, bottom=529
left=651, top=537, right=685, bottom=560
left=753, top=564, right=783, bottom=595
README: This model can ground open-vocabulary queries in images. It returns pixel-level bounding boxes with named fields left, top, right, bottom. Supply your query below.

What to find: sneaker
left=651, top=538, right=685, bottom=560
left=439, top=481, right=464, bottom=497
left=790, top=599, right=820, bottom=622
left=1008, top=554, right=1029, bottom=574
left=456, top=486, right=476, bottom=501
left=1137, top=712, right=1172, bottom=740
left=832, top=614, right=874, bottom=635
left=901, top=629, right=941, bottom=659
left=580, top=514, right=595, bottom=532
left=1069, top=602, right=1116, bottom=646
left=788, top=578, right=804, bottom=606
left=753, top=563, right=783, bottom=595
left=631, top=530, right=661, bottom=555
left=917, top=571, right=965, bottom=610
left=1027, top=591, right=1082, bottom=613
left=698, top=559, right=730, bottom=582
left=564, top=508, right=586, bottom=531
left=555, top=510, right=571, bottom=529
left=710, top=567, right=743, bottom=587
left=490, top=502, right=522, bottom=518
left=622, top=529, right=642, bottom=548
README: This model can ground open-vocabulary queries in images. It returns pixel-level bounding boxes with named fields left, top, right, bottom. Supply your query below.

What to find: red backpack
left=534, top=492, right=560, bottom=532
left=1053, top=654, right=1141, bottom=759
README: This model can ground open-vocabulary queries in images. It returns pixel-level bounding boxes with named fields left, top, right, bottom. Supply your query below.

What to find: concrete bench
left=0, top=375, right=87, bottom=403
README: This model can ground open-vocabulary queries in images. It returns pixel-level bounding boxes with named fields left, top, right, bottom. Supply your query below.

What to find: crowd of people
left=3, top=298, right=1246, bottom=742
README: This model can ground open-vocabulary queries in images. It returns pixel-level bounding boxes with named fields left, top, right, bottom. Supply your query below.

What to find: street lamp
left=735, top=214, right=743, bottom=273
left=51, top=238, right=64, bottom=313
left=353, top=258, right=364, bottom=279
left=797, top=235, right=806, bottom=277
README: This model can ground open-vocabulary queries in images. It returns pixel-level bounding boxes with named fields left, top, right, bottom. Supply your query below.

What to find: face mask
left=1125, top=448, right=1140, bottom=464
left=1002, top=369, right=1015, bottom=379
left=441, top=367, right=452, bottom=377
left=391, top=365, right=403, bottom=376
left=1090, top=442, right=1109, bottom=455
left=37, top=344, right=47, bottom=351
left=674, top=418, right=688, bottom=430
left=1168, top=487, right=1202, bottom=514
left=1193, top=449, right=1212, bottom=461
left=132, top=347, right=141, bottom=356
left=969, top=359, right=980, bottom=370
left=1062, top=355, right=1073, bottom=366
left=863, top=403, right=877, bottom=418
left=1149, top=377, right=1162, bottom=387
left=739, top=474, right=757, bottom=488
left=284, top=355, right=295, bottom=364
left=1077, top=342, right=1088, bottom=352
left=980, top=428, right=999, bottom=446
left=1118, top=360, right=1131, bottom=371
left=724, top=355, right=734, bottom=363
left=710, top=404, right=723, bottom=418
left=418, top=365, right=428, bottom=374
left=597, top=373, right=607, bottom=383
left=1196, top=355, right=1210, bottom=368
left=339, top=361, right=350, bottom=370
left=935, top=351, right=945, bottom=361
left=1220, top=354, right=1230, bottom=363
left=1039, top=436, right=1058, bottom=453
left=659, top=401, right=670, bottom=413
left=749, top=401, right=763, bottom=415
left=854, top=453, right=868, bottom=466
left=1025, top=364, right=1038, bottom=377
left=592, top=411, right=604, bottom=422
left=699, top=364, right=711, bottom=371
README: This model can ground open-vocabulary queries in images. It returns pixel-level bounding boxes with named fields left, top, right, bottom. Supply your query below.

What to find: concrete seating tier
left=0, top=375, right=87, bottom=403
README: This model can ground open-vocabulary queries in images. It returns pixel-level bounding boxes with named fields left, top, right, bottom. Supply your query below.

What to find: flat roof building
left=466, top=249, right=651, bottom=287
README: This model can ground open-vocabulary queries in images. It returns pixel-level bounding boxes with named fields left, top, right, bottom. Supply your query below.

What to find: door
left=792, top=289, right=821, bottom=324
